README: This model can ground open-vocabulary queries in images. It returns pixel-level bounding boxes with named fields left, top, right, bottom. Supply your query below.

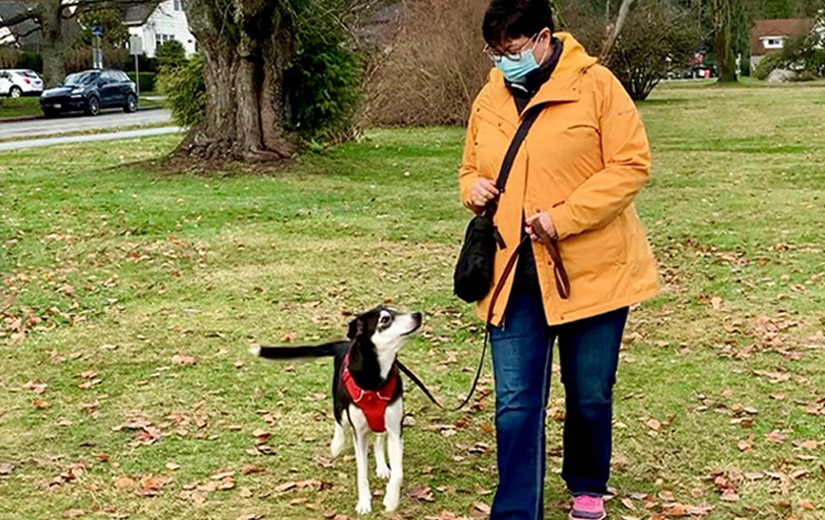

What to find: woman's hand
left=470, top=178, right=499, bottom=208
left=525, top=211, right=558, bottom=245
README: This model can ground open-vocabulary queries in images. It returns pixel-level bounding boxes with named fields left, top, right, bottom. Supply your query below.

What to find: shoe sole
left=569, top=511, right=606, bottom=520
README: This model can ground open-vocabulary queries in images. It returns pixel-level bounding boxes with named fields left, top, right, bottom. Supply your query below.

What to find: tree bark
left=181, top=0, right=300, bottom=162
left=711, top=0, right=738, bottom=83
left=600, top=0, right=636, bottom=65
left=39, top=0, right=66, bottom=87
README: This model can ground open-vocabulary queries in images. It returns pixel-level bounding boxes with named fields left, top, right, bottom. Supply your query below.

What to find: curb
left=0, top=105, right=163, bottom=124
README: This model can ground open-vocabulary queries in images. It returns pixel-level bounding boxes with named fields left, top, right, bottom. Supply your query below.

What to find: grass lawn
left=0, top=96, right=164, bottom=120
left=1, top=81, right=825, bottom=520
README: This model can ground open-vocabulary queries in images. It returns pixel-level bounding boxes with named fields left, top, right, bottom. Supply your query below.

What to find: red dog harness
left=342, top=353, right=398, bottom=433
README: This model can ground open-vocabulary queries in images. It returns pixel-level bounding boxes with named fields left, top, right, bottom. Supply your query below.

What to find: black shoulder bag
left=453, top=106, right=545, bottom=303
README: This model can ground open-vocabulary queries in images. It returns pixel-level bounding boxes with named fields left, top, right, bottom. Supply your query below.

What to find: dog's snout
left=412, top=312, right=422, bottom=324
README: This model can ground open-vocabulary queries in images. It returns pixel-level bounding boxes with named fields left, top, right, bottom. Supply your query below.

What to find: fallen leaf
left=720, top=489, right=739, bottom=502
left=407, top=485, right=435, bottom=502
left=0, top=463, right=15, bottom=475
left=281, top=332, right=298, bottom=342
left=645, top=418, right=661, bottom=431
left=275, top=482, right=297, bottom=493
left=172, top=355, right=197, bottom=365
left=166, top=462, right=181, bottom=471
left=621, top=498, right=636, bottom=510
left=658, top=490, right=675, bottom=502
left=765, top=430, right=787, bottom=444
left=690, top=488, right=704, bottom=498
left=32, top=399, right=49, bottom=409
left=239, top=487, right=253, bottom=498
left=711, top=297, right=724, bottom=310
left=63, top=510, right=85, bottom=518
left=242, top=465, right=265, bottom=475
left=236, top=514, right=264, bottom=520
left=235, top=361, right=245, bottom=369
left=114, top=476, right=134, bottom=489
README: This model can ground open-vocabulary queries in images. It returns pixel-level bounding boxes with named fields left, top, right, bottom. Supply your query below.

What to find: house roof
left=750, top=18, right=815, bottom=56
left=123, top=1, right=161, bottom=25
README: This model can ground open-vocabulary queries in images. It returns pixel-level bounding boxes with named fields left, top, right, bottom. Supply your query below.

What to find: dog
left=250, top=306, right=422, bottom=514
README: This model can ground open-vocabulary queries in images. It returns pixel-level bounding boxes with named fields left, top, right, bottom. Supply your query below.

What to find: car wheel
left=124, top=93, right=138, bottom=113
left=86, top=96, right=100, bottom=116
left=10, top=86, right=22, bottom=98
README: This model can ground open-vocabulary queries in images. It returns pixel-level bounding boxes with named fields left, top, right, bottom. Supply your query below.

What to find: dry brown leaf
left=621, top=498, right=636, bottom=510
left=720, top=489, right=739, bottom=502
left=275, top=482, right=297, bottom=493
left=658, top=490, right=675, bottom=502
left=114, top=476, right=134, bottom=489
left=32, top=399, right=49, bottom=409
left=239, top=487, right=253, bottom=498
left=281, top=332, right=298, bottom=342
left=407, top=485, right=435, bottom=502
left=242, top=465, right=265, bottom=475
left=165, top=462, right=181, bottom=471
left=172, top=355, right=197, bottom=365
left=690, top=488, right=704, bottom=498
left=63, top=510, right=85, bottom=518
left=645, top=418, right=661, bottom=431
left=236, top=514, right=264, bottom=520
left=0, top=463, right=15, bottom=475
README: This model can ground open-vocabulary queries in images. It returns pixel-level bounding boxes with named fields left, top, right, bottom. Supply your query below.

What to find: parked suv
left=40, top=69, right=138, bottom=117
left=0, top=69, right=44, bottom=97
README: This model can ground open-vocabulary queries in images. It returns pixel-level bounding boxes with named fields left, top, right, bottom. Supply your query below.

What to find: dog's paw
left=383, top=488, right=400, bottom=512
left=355, top=498, right=372, bottom=515
left=376, top=464, right=391, bottom=480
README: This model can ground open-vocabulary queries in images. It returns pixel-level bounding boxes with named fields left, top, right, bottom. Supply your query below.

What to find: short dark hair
left=483, top=0, right=555, bottom=50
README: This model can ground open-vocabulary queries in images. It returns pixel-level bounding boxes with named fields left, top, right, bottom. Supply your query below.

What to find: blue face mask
left=495, top=50, right=540, bottom=83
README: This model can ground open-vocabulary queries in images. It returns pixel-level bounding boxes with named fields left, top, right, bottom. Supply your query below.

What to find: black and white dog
left=250, top=307, right=422, bottom=514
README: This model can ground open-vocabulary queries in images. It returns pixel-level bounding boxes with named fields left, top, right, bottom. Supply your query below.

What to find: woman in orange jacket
left=458, top=1, right=659, bottom=519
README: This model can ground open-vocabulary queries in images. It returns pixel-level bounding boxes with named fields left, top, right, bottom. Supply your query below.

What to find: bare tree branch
left=600, top=0, right=636, bottom=65
left=0, top=6, right=42, bottom=30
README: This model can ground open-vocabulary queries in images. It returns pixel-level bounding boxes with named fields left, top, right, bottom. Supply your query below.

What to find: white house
left=749, top=18, right=820, bottom=70
left=123, top=0, right=196, bottom=58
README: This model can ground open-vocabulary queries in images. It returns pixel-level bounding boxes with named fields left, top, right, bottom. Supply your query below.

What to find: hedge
left=127, top=72, right=157, bottom=93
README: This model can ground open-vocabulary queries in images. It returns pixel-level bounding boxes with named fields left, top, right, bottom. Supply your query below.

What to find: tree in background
left=608, top=0, right=701, bottom=99
left=155, top=39, right=187, bottom=70
left=0, top=0, right=150, bottom=85
left=180, top=0, right=374, bottom=162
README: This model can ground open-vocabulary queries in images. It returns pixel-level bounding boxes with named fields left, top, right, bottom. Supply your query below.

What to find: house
left=750, top=18, right=816, bottom=70
left=123, top=0, right=196, bottom=58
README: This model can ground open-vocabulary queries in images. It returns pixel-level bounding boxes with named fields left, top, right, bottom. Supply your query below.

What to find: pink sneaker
left=569, top=494, right=606, bottom=520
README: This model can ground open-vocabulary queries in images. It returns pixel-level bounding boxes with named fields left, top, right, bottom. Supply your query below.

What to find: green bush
left=754, top=55, right=784, bottom=80
left=283, top=33, right=361, bottom=142
left=15, top=52, right=43, bottom=73
left=157, top=54, right=205, bottom=128
left=155, top=40, right=187, bottom=70
left=127, top=72, right=157, bottom=93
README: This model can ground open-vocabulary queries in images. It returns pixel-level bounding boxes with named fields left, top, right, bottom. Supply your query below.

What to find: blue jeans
left=490, top=273, right=627, bottom=520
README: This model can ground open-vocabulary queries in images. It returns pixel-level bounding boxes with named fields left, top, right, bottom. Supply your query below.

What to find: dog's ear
left=347, top=317, right=363, bottom=340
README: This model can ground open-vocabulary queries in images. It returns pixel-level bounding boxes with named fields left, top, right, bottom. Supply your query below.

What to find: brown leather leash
left=401, top=237, right=569, bottom=411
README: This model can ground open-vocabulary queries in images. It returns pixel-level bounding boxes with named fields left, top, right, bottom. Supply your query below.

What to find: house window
left=763, top=37, right=784, bottom=49
left=173, top=0, right=182, bottom=11
left=156, top=33, right=174, bottom=47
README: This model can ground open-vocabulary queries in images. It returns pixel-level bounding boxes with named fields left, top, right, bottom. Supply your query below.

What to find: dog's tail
left=250, top=340, right=349, bottom=360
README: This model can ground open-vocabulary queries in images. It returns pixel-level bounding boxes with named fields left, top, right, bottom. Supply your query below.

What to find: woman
left=458, top=1, right=659, bottom=519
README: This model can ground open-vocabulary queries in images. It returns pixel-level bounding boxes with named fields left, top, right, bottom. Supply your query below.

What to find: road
left=0, top=109, right=173, bottom=140
left=0, top=126, right=183, bottom=152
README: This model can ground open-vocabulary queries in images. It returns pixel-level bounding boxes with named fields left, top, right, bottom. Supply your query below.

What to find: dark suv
left=40, top=69, right=138, bottom=117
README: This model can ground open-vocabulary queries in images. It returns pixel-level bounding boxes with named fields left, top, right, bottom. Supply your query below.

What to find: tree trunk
left=711, top=0, right=738, bottom=83
left=600, top=0, right=636, bottom=65
left=39, top=3, right=66, bottom=87
left=181, top=0, right=299, bottom=162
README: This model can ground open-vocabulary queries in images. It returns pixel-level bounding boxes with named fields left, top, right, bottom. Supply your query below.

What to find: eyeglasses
left=483, top=33, right=540, bottom=62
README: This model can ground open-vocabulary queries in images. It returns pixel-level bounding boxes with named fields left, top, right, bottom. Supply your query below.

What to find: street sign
left=129, top=36, right=143, bottom=56
left=91, top=25, right=104, bottom=37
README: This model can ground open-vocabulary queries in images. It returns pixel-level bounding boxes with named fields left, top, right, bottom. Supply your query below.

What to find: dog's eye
left=379, top=315, right=392, bottom=326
